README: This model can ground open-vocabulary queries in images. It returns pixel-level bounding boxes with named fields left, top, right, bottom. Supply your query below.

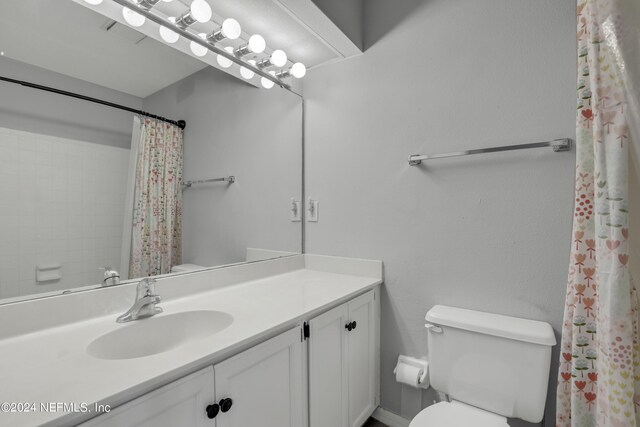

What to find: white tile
left=0, top=223, right=19, bottom=240
left=35, top=135, right=53, bottom=153
left=18, top=238, right=37, bottom=255
left=0, top=268, right=19, bottom=283
left=0, top=132, right=18, bottom=150
left=0, top=146, right=18, bottom=163
left=0, top=254, right=19, bottom=270
left=0, top=240, right=18, bottom=256
left=67, top=227, right=82, bottom=239
left=18, top=134, right=37, bottom=151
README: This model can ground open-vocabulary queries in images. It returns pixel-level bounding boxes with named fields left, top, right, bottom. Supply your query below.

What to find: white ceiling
left=0, top=0, right=207, bottom=97
left=0, top=0, right=359, bottom=98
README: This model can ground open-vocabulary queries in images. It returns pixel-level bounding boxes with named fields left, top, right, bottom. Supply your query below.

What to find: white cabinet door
left=347, top=291, right=376, bottom=427
left=309, top=289, right=377, bottom=427
left=309, top=303, right=349, bottom=427
left=213, top=327, right=305, bottom=427
left=79, top=367, right=215, bottom=427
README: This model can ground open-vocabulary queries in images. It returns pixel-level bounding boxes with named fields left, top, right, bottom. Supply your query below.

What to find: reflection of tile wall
left=0, top=127, right=130, bottom=299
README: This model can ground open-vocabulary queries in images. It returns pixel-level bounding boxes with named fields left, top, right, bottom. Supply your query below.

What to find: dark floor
left=363, top=418, right=389, bottom=427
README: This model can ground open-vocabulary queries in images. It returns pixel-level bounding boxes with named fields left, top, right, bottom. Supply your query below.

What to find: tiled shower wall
left=0, top=126, right=129, bottom=299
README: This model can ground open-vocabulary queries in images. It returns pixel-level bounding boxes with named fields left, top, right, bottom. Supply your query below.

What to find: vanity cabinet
left=80, top=327, right=304, bottom=427
left=79, top=289, right=377, bottom=427
left=213, top=326, right=305, bottom=426
left=308, top=290, right=377, bottom=427
left=79, top=367, right=215, bottom=427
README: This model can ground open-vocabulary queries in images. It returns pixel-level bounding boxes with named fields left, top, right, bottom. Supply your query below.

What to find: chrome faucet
left=116, top=278, right=163, bottom=323
left=100, top=267, right=120, bottom=287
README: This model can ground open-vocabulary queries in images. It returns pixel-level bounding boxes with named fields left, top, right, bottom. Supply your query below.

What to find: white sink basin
left=87, top=310, right=233, bottom=360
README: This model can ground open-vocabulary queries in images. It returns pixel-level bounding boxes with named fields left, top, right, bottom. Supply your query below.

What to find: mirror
left=0, top=0, right=303, bottom=303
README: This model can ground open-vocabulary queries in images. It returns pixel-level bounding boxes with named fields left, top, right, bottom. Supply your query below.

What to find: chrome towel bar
left=182, top=176, right=235, bottom=188
left=408, top=138, right=572, bottom=166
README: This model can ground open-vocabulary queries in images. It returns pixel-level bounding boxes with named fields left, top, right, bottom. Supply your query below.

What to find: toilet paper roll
left=395, top=363, right=423, bottom=387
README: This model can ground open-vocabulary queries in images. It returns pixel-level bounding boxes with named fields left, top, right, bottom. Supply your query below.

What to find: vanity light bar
left=104, top=0, right=300, bottom=90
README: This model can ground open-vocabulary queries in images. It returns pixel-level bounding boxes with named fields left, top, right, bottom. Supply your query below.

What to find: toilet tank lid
left=425, top=305, right=556, bottom=346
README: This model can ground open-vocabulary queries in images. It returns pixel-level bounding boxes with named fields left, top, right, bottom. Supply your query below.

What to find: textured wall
left=143, top=68, right=303, bottom=268
left=303, top=0, right=576, bottom=425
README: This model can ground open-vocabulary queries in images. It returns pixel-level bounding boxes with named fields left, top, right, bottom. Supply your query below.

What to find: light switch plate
left=307, top=198, right=319, bottom=222
left=290, top=199, right=301, bottom=222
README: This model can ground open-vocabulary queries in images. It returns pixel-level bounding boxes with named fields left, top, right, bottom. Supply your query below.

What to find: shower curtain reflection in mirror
left=121, top=117, right=183, bottom=279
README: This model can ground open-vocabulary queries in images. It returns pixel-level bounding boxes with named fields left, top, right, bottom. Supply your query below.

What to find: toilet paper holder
left=394, top=355, right=430, bottom=389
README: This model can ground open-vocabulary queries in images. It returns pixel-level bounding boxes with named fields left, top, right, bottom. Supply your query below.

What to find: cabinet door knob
left=219, top=398, right=233, bottom=413
left=345, top=322, right=353, bottom=331
left=206, top=404, right=219, bottom=419
left=351, top=321, right=357, bottom=330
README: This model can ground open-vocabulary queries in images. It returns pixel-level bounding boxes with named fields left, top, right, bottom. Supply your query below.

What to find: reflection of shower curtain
left=556, top=0, right=640, bottom=425
left=128, top=117, right=183, bottom=278
left=120, top=117, right=142, bottom=280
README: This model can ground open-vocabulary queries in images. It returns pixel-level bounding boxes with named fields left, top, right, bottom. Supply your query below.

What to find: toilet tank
left=425, top=305, right=556, bottom=423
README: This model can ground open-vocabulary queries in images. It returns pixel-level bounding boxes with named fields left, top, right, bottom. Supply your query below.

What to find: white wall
left=0, top=127, right=128, bottom=299
left=303, top=0, right=576, bottom=425
left=143, top=68, right=303, bottom=267
left=0, top=57, right=142, bottom=149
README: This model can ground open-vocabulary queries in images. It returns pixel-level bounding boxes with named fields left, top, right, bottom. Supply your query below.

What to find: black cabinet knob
left=206, top=404, right=219, bottom=419
left=351, top=321, right=357, bottom=330
left=345, top=322, right=353, bottom=331
left=219, top=398, right=233, bottom=413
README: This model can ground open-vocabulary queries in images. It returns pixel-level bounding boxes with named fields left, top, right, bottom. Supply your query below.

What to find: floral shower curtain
left=556, top=0, right=640, bottom=425
left=129, top=117, right=183, bottom=278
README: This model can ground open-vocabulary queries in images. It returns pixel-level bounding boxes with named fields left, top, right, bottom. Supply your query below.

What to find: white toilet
left=409, top=305, right=556, bottom=427
left=170, top=263, right=205, bottom=273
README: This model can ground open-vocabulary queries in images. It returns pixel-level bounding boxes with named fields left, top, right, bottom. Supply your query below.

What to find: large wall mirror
left=0, top=0, right=303, bottom=304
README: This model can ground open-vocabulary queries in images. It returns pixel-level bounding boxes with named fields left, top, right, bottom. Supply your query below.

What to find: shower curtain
left=556, top=0, right=640, bottom=425
left=128, top=117, right=183, bottom=278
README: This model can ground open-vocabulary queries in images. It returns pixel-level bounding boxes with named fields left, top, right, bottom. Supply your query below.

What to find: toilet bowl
left=409, top=401, right=508, bottom=427
left=407, top=305, right=556, bottom=426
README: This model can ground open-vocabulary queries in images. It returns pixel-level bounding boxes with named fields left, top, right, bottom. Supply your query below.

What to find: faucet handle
left=136, top=277, right=157, bottom=297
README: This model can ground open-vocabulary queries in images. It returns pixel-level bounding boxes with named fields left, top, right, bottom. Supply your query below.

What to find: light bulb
left=162, top=0, right=173, bottom=2
left=270, top=50, right=287, bottom=67
left=216, top=46, right=235, bottom=68
left=83, top=0, right=103, bottom=5
left=248, top=34, right=266, bottom=54
left=190, top=0, right=212, bottom=23
left=190, top=33, right=208, bottom=57
left=240, top=60, right=256, bottom=80
left=221, top=18, right=241, bottom=40
left=122, top=7, right=146, bottom=27
left=159, top=17, right=179, bottom=44
left=261, top=71, right=276, bottom=89
left=291, top=62, right=306, bottom=78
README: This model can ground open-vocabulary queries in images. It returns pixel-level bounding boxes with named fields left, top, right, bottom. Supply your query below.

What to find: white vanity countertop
left=0, top=255, right=382, bottom=427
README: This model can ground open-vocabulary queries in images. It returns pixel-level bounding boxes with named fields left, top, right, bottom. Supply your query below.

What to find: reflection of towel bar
left=408, top=138, right=572, bottom=166
left=182, top=176, right=235, bottom=188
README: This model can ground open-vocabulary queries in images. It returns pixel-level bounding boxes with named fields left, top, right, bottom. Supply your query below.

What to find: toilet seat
left=409, top=401, right=509, bottom=427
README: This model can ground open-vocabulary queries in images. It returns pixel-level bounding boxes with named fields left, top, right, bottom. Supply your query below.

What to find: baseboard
left=372, top=407, right=411, bottom=427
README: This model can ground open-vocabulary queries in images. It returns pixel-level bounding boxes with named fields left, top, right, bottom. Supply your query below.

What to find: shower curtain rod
left=0, top=75, right=186, bottom=130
